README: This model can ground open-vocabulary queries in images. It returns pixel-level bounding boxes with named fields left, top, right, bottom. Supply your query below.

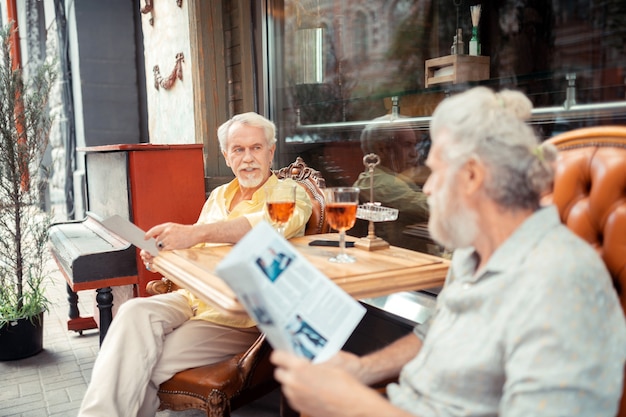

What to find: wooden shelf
left=425, top=55, right=490, bottom=87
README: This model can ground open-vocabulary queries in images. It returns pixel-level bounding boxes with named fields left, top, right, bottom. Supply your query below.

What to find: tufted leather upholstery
left=545, top=126, right=626, bottom=417
left=275, top=156, right=330, bottom=235
left=150, top=157, right=328, bottom=416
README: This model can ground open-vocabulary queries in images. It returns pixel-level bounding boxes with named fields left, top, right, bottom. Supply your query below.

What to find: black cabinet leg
left=96, top=287, right=114, bottom=345
left=67, top=283, right=80, bottom=320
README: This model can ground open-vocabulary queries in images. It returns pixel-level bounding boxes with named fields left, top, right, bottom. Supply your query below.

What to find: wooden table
left=152, top=233, right=449, bottom=317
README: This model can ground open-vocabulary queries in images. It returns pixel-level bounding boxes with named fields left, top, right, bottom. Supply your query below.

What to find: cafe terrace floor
left=0, top=257, right=280, bottom=417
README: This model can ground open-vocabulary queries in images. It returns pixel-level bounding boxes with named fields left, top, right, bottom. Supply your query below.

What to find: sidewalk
left=0, top=258, right=280, bottom=417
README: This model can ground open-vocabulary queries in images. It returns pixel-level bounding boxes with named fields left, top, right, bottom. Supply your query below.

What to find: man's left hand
left=271, top=350, right=394, bottom=417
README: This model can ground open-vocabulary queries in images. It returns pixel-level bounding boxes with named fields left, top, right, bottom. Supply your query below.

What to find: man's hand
left=271, top=350, right=400, bottom=417
left=323, top=350, right=366, bottom=381
left=145, top=222, right=199, bottom=251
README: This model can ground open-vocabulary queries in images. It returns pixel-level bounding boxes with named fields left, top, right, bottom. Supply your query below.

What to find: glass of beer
left=323, top=187, right=360, bottom=263
left=265, top=182, right=297, bottom=236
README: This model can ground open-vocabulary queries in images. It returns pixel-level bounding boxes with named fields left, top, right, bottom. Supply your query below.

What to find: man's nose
left=423, top=175, right=433, bottom=195
left=242, top=148, right=254, bottom=160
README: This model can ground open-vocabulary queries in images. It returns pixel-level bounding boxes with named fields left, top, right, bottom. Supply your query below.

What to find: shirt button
left=462, top=283, right=472, bottom=290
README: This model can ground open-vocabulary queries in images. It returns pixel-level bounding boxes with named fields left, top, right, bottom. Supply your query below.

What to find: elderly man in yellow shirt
left=79, top=112, right=312, bottom=417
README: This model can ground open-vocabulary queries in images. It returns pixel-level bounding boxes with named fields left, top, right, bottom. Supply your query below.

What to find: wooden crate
left=425, top=55, right=490, bottom=87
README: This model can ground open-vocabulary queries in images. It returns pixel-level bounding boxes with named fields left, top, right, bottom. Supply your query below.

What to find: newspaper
left=100, top=214, right=160, bottom=256
left=215, top=221, right=366, bottom=363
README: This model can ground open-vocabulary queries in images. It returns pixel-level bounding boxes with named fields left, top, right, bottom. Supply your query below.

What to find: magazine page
left=99, top=214, right=159, bottom=256
left=215, top=221, right=366, bottom=363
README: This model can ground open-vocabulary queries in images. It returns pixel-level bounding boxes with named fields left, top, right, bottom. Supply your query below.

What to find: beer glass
left=265, top=182, right=297, bottom=236
left=323, top=187, right=360, bottom=263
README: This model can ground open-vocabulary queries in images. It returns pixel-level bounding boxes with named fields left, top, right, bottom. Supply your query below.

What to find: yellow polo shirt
left=178, top=174, right=312, bottom=328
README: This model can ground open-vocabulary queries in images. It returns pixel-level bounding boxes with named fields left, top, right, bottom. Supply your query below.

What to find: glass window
left=268, top=0, right=626, bottom=254
left=354, top=11, right=368, bottom=64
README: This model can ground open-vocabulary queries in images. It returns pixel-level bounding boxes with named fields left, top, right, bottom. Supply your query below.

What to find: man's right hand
left=145, top=222, right=199, bottom=251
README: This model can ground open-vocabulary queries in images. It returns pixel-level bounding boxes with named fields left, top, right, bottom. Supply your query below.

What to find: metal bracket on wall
left=141, top=0, right=183, bottom=26
left=153, top=53, right=184, bottom=91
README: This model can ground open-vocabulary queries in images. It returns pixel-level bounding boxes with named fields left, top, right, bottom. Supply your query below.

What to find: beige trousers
left=78, top=292, right=260, bottom=417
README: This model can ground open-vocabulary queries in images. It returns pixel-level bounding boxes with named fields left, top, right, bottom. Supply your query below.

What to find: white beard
left=238, top=168, right=264, bottom=188
left=428, top=177, right=479, bottom=250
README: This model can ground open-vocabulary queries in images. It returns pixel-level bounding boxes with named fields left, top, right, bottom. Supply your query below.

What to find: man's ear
left=370, top=142, right=390, bottom=161
left=460, top=158, right=485, bottom=196
left=269, top=143, right=276, bottom=160
left=222, top=150, right=231, bottom=167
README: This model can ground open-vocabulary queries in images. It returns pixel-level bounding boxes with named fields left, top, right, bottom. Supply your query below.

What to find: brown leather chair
left=146, top=156, right=329, bottom=416
left=545, top=126, right=626, bottom=417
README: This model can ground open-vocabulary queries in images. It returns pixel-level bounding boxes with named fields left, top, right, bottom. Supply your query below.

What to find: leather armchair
left=147, top=157, right=329, bottom=416
left=545, top=126, right=626, bottom=417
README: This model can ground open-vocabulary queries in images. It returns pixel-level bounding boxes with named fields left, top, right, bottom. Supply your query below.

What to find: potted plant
left=0, top=24, right=56, bottom=360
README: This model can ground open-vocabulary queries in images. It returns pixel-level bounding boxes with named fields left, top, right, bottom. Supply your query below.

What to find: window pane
left=268, top=0, right=626, bottom=253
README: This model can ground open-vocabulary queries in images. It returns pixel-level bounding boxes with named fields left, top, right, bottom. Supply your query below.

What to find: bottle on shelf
left=469, top=26, right=479, bottom=55
left=451, top=28, right=464, bottom=55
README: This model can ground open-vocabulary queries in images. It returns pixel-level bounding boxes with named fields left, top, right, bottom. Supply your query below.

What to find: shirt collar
left=223, top=173, right=278, bottom=207
left=451, top=205, right=562, bottom=283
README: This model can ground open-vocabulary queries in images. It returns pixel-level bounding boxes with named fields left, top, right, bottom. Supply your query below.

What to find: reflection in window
left=354, top=11, right=367, bottom=64
left=277, top=0, right=625, bottom=125
left=295, top=28, right=324, bottom=84
left=269, top=0, right=626, bottom=253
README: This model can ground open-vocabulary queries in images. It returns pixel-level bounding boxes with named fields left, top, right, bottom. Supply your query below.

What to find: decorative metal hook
left=153, top=52, right=184, bottom=91
left=354, top=153, right=398, bottom=251
left=363, top=153, right=380, bottom=207
left=141, top=0, right=183, bottom=26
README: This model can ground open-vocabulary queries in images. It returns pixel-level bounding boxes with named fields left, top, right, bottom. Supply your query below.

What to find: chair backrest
left=545, top=125, right=626, bottom=417
left=274, top=156, right=330, bottom=235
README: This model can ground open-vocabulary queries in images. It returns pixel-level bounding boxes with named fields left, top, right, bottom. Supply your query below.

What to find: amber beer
left=326, top=203, right=358, bottom=231
left=267, top=201, right=295, bottom=224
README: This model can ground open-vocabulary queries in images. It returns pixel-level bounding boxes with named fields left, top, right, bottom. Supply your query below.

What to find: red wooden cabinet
left=81, top=143, right=207, bottom=296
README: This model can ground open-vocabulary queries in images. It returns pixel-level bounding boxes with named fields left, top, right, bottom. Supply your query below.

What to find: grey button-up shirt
left=388, top=205, right=626, bottom=416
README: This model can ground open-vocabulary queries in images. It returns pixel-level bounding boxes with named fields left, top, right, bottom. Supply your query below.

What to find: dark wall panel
left=74, top=0, right=146, bottom=147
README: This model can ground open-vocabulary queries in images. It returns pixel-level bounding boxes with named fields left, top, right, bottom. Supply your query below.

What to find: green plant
left=0, top=23, right=56, bottom=328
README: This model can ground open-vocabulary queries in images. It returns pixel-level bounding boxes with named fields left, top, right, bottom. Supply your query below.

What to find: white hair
left=430, top=87, right=556, bottom=210
left=217, top=112, right=277, bottom=152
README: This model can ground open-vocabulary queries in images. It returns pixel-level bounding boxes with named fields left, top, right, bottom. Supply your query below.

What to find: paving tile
left=1, top=392, right=45, bottom=412
left=21, top=409, right=52, bottom=417
left=48, top=400, right=82, bottom=416
left=66, top=384, right=88, bottom=403
left=0, top=384, right=20, bottom=401
left=42, top=375, right=86, bottom=392
left=19, top=381, right=47, bottom=397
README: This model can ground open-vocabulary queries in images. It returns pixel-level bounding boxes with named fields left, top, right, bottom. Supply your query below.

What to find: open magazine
left=215, top=221, right=366, bottom=363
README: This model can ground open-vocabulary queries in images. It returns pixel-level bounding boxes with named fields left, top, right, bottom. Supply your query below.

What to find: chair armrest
left=146, top=277, right=180, bottom=295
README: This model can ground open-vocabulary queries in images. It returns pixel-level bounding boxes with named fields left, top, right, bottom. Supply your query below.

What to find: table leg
left=95, top=287, right=114, bottom=345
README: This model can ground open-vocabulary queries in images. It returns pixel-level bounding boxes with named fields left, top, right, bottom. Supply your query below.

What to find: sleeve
left=376, top=175, right=429, bottom=221
left=241, top=178, right=312, bottom=238
left=283, top=182, right=313, bottom=238
left=240, top=210, right=266, bottom=229
left=194, top=186, right=226, bottom=225
left=413, top=260, right=456, bottom=341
